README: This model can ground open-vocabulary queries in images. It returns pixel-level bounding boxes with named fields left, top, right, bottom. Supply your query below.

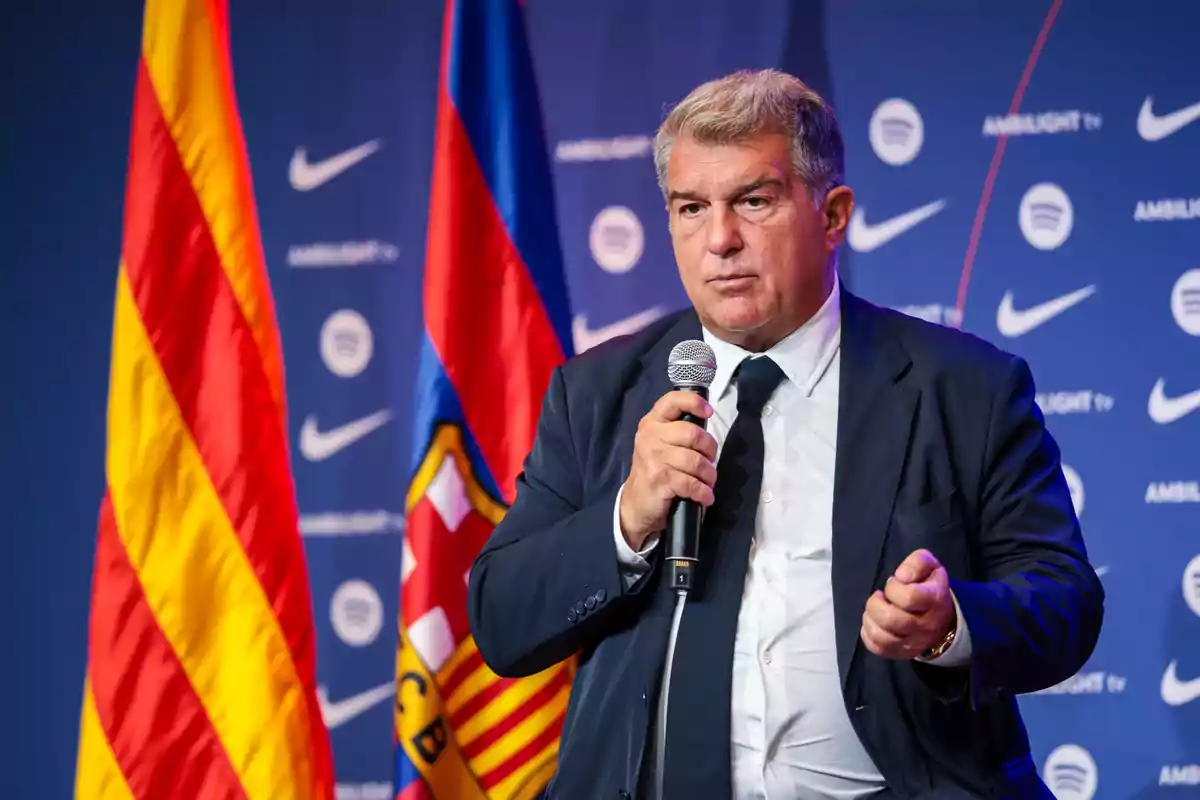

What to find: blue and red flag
left=392, top=0, right=576, bottom=798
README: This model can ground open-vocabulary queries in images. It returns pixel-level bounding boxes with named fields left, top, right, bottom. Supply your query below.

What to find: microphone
left=665, top=339, right=717, bottom=593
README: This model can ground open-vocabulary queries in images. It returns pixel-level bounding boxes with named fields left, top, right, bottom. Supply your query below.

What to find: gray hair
left=652, top=69, right=845, bottom=201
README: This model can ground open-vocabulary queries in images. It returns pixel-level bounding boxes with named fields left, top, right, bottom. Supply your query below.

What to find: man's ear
left=822, top=185, right=855, bottom=250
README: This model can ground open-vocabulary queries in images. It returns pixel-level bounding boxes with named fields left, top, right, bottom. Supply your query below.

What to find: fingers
left=651, top=390, right=713, bottom=424
left=861, top=590, right=930, bottom=659
left=632, top=432, right=717, bottom=509
left=659, top=420, right=719, bottom=461
left=860, top=610, right=903, bottom=656
left=622, top=391, right=720, bottom=537
left=665, top=469, right=715, bottom=507
left=894, top=548, right=939, bottom=584
left=864, top=590, right=923, bottom=639
left=652, top=439, right=716, bottom=507
left=883, top=575, right=937, bottom=614
left=659, top=444, right=717, bottom=487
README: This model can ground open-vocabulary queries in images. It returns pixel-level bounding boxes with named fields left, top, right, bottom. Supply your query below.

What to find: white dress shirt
left=613, top=275, right=972, bottom=799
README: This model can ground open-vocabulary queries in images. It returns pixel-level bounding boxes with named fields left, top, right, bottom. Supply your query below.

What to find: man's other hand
left=618, top=390, right=718, bottom=551
left=860, top=548, right=956, bottom=660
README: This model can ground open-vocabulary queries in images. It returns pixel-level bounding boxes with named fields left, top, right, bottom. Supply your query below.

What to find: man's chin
left=705, top=315, right=771, bottom=339
left=709, top=305, right=768, bottom=333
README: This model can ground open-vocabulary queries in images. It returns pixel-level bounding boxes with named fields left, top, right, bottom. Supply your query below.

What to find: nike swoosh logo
left=299, top=409, right=392, bottom=461
left=317, top=683, right=395, bottom=729
left=1148, top=378, right=1200, bottom=424
left=573, top=306, right=667, bottom=353
left=995, top=285, right=1096, bottom=338
left=1137, top=97, right=1200, bottom=142
left=289, top=139, right=382, bottom=191
left=847, top=200, right=946, bottom=253
left=1161, top=660, right=1200, bottom=706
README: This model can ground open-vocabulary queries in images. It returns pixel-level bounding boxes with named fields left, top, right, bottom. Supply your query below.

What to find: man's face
left=665, top=131, right=853, bottom=350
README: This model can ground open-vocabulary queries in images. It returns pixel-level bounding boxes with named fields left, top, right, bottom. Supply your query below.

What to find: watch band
left=920, top=625, right=957, bottom=660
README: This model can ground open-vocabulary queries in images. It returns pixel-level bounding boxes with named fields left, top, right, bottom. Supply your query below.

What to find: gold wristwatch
left=920, top=625, right=957, bottom=660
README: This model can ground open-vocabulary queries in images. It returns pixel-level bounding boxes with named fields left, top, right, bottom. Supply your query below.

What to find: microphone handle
left=666, top=384, right=708, bottom=592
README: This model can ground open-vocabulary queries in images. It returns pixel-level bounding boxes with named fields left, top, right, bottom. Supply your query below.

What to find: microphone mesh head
left=667, top=339, right=717, bottom=387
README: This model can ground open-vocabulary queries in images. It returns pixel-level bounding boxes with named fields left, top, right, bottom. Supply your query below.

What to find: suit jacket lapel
left=832, top=291, right=918, bottom=689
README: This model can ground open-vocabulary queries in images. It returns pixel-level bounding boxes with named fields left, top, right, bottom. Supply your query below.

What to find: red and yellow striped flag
left=74, top=1, right=334, bottom=798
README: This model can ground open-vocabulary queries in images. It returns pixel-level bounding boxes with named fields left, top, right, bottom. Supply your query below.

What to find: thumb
left=894, top=549, right=939, bottom=584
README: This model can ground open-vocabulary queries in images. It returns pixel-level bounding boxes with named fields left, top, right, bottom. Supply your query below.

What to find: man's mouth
left=709, top=274, right=757, bottom=288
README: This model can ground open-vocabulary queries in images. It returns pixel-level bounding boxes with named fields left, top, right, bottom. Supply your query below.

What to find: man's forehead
left=666, top=136, right=792, bottom=196
left=670, top=131, right=790, bottom=161
left=669, top=131, right=789, bottom=169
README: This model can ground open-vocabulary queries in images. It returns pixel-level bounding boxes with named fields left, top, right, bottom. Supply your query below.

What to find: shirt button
left=763, top=650, right=772, bottom=665
left=763, top=404, right=774, bottom=416
left=761, top=490, right=772, bottom=503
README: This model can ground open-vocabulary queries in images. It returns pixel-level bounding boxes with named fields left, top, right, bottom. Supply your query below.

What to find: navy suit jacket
left=466, top=289, right=1104, bottom=799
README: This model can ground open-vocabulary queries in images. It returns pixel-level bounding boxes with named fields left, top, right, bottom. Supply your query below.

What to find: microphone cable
left=655, top=586, right=688, bottom=800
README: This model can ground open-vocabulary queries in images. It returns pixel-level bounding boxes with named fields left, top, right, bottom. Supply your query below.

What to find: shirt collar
left=703, top=272, right=842, bottom=402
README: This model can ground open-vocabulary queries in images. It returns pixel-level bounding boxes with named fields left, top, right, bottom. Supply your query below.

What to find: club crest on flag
left=394, top=423, right=573, bottom=800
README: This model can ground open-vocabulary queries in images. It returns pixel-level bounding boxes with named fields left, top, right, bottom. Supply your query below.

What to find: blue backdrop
left=5, top=1, right=1199, bottom=798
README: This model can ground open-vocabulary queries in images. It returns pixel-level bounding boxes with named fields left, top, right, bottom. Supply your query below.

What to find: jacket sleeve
left=914, top=355, right=1105, bottom=707
left=467, top=365, right=658, bottom=678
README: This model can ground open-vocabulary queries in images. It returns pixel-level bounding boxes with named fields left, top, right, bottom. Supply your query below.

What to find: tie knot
left=734, top=356, right=785, bottom=416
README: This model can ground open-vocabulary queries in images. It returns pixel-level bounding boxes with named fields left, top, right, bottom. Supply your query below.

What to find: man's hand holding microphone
left=617, top=390, right=717, bottom=552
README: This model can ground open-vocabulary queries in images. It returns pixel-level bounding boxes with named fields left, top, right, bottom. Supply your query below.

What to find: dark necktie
left=654, top=355, right=786, bottom=798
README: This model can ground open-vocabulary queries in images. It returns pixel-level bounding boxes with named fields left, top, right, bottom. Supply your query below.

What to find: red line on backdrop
left=954, top=0, right=1064, bottom=323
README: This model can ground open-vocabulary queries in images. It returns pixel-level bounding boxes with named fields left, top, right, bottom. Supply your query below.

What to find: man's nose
left=706, top=206, right=743, bottom=257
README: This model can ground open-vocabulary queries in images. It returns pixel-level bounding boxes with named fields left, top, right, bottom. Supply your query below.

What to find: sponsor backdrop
left=6, top=1, right=1199, bottom=798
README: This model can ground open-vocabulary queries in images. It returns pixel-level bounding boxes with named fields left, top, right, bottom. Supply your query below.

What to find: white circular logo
left=1183, top=554, right=1200, bottom=618
left=1170, top=269, right=1200, bottom=336
left=330, top=579, right=383, bottom=647
left=589, top=206, right=644, bottom=273
left=320, top=309, right=373, bottom=377
left=1043, top=744, right=1097, bottom=800
left=1019, top=183, right=1073, bottom=250
left=869, top=98, right=924, bottom=166
left=1062, top=464, right=1085, bottom=518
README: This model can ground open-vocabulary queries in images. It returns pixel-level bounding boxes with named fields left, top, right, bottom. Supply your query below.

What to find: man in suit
left=466, top=68, right=1103, bottom=799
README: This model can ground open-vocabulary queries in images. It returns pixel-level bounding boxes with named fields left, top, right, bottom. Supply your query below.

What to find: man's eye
left=742, top=196, right=770, bottom=209
left=680, top=203, right=702, bottom=216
